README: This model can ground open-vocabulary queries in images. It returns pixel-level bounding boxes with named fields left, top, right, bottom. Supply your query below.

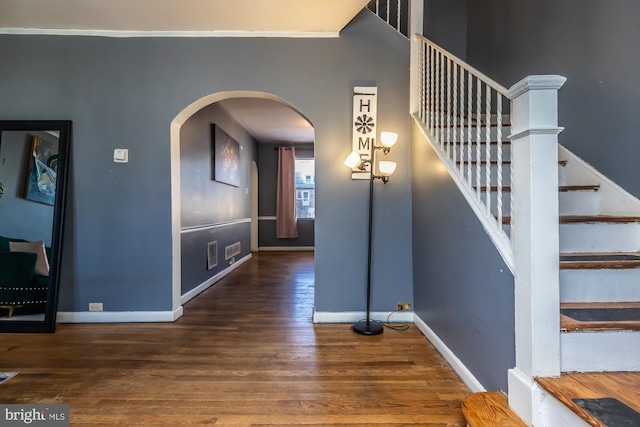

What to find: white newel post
left=506, top=75, right=566, bottom=426
left=409, top=0, right=424, bottom=114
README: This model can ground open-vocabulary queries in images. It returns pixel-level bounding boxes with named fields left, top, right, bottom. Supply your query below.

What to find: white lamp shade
left=380, top=131, right=398, bottom=148
left=344, top=151, right=362, bottom=169
left=378, top=161, right=397, bottom=177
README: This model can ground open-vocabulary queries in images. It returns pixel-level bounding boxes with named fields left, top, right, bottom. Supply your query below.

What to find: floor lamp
left=344, top=131, right=398, bottom=335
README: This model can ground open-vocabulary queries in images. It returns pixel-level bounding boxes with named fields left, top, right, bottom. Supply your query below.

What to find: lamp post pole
left=351, top=138, right=384, bottom=336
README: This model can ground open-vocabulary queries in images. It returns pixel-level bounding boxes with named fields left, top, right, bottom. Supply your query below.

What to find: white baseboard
left=258, top=246, right=314, bottom=252
left=312, top=310, right=414, bottom=323
left=57, top=306, right=183, bottom=323
left=181, top=253, right=252, bottom=305
left=413, top=313, right=486, bottom=393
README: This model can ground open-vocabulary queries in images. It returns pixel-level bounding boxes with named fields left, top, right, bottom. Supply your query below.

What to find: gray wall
left=411, top=121, right=515, bottom=391
left=423, top=0, right=468, bottom=59
left=258, top=142, right=314, bottom=248
left=0, top=9, right=413, bottom=313
left=466, top=0, right=640, bottom=198
left=180, top=103, right=257, bottom=295
left=0, top=130, right=55, bottom=245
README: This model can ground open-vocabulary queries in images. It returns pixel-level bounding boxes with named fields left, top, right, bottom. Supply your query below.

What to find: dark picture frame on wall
left=211, top=124, right=240, bottom=187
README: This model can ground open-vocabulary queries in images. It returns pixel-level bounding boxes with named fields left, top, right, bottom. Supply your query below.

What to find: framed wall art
left=211, top=124, right=240, bottom=187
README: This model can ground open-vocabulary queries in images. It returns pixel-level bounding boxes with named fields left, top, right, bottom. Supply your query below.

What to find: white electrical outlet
left=89, top=303, right=103, bottom=312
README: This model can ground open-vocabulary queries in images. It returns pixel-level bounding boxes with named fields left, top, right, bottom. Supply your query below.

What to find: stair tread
left=537, top=373, right=640, bottom=427
left=501, top=215, right=639, bottom=226
left=560, top=252, right=640, bottom=270
left=461, top=392, right=526, bottom=427
left=478, top=184, right=600, bottom=192
left=560, top=215, right=640, bottom=223
left=560, top=302, right=640, bottom=332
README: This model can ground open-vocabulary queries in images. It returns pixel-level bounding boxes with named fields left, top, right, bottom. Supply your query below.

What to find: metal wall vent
left=207, top=241, right=218, bottom=270
left=225, top=242, right=241, bottom=260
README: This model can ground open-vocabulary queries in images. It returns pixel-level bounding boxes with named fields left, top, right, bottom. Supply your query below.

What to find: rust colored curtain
left=276, top=147, right=298, bottom=238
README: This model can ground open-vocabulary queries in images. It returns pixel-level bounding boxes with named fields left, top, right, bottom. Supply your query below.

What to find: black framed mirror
left=0, top=120, right=71, bottom=333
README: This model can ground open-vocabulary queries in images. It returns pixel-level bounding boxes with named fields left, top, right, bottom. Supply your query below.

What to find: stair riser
left=561, top=330, right=640, bottom=372
left=483, top=188, right=597, bottom=216
left=560, top=269, right=640, bottom=303
left=560, top=223, right=640, bottom=253
left=558, top=190, right=601, bottom=216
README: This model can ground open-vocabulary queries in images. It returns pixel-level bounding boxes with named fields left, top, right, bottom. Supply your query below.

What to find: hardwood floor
left=0, top=252, right=470, bottom=426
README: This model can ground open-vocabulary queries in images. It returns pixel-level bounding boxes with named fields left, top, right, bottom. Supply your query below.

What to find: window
left=294, top=159, right=315, bottom=219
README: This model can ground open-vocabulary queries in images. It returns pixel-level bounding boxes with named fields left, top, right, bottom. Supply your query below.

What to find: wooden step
left=501, top=214, right=639, bottom=225
left=560, top=302, right=640, bottom=332
left=537, top=372, right=640, bottom=427
left=477, top=184, right=599, bottom=193
left=461, top=392, right=526, bottom=427
left=560, top=253, right=640, bottom=270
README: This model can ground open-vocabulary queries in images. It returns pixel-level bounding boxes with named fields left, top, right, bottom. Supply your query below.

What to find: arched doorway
left=170, top=91, right=314, bottom=316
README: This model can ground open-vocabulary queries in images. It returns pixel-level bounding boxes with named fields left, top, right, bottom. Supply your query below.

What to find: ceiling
left=0, top=0, right=369, bottom=33
left=217, top=98, right=314, bottom=144
left=0, top=0, right=368, bottom=144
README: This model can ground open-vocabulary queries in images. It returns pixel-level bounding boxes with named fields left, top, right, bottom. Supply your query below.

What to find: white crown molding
left=0, top=28, right=340, bottom=38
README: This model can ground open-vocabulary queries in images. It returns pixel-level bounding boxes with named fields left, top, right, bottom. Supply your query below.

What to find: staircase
left=411, top=35, right=640, bottom=426
left=365, top=2, right=640, bottom=423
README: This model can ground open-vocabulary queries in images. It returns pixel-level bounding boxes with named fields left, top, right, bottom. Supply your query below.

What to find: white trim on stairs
left=412, top=113, right=514, bottom=273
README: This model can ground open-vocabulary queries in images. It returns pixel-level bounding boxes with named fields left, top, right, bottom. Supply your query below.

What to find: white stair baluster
left=459, top=68, right=465, bottom=176
left=497, top=92, right=503, bottom=229
left=447, top=58, right=452, bottom=158
left=453, top=62, right=458, bottom=166
left=476, top=78, right=482, bottom=202
left=467, top=73, right=473, bottom=186
left=485, top=85, right=492, bottom=219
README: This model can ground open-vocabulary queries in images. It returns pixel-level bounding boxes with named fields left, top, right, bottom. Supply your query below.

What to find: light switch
left=114, top=149, right=129, bottom=163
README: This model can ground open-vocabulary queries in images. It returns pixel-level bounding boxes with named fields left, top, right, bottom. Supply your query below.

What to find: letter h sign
left=351, top=86, right=378, bottom=180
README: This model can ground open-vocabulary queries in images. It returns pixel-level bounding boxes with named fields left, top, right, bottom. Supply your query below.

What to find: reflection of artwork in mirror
left=24, top=135, right=58, bottom=205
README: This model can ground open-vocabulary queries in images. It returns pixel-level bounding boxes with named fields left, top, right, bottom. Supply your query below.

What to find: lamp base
left=351, top=320, right=384, bottom=335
